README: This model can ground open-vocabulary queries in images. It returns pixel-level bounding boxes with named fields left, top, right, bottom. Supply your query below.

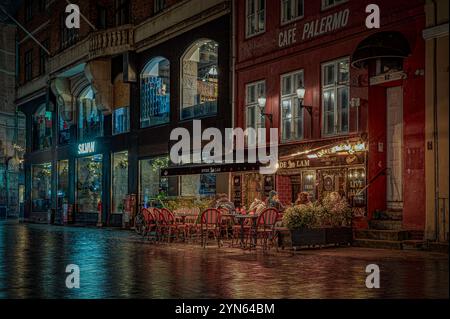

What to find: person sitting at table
left=248, top=197, right=266, bottom=215
left=295, top=192, right=310, bottom=206
left=267, top=190, right=285, bottom=212
left=213, top=193, right=235, bottom=213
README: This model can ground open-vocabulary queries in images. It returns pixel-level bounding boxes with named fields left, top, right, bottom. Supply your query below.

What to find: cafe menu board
left=232, top=175, right=242, bottom=208
left=347, top=167, right=366, bottom=208
left=263, top=175, right=275, bottom=198
left=301, top=171, right=316, bottom=200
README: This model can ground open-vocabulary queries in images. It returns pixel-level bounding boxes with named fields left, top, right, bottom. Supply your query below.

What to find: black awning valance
left=351, top=31, right=411, bottom=69
left=161, top=162, right=261, bottom=176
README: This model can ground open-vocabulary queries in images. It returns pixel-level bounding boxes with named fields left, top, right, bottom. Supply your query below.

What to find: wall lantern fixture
left=257, top=96, right=273, bottom=126
left=296, top=88, right=313, bottom=116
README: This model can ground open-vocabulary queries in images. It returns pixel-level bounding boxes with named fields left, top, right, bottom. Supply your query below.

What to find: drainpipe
left=229, top=0, right=237, bottom=198
left=431, top=0, right=440, bottom=241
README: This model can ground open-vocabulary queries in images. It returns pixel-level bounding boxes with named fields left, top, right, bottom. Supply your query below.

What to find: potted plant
left=282, top=203, right=327, bottom=247
left=321, top=192, right=353, bottom=245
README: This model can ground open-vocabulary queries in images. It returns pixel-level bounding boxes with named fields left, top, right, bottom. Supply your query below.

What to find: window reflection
left=181, top=39, right=218, bottom=120
left=32, top=163, right=52, bottom=212
left=78, top=87, right=103, bottom=141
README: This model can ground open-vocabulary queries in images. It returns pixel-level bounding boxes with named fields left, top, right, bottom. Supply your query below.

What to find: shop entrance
left=386, top=86, right=403, bottom=209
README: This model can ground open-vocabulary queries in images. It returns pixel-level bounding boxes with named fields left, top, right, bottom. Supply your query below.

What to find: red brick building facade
left=234, top=0, right=426, bottom=230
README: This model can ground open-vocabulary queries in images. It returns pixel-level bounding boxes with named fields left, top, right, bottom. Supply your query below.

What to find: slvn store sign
left=279, top=9, right=350, bottom=48
left=78, top=141, right=96, bottom=155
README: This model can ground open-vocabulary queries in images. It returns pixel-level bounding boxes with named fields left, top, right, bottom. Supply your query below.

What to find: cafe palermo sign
left=279, top=9, right=350, bottom=48
left=78, top=141, right=96, bottom=155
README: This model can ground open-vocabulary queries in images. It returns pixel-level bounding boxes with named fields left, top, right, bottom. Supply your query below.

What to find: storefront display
left=76, top=155, right=103, bottom=213
left=139, top=156, right=170, bottom=207
left=112, top=151, right=128, bottom=214
left=32, top=104, right=52, bottom=151
left=31, top=163, right=52, bottom=212
left=57, top=160, right=69, bottom=209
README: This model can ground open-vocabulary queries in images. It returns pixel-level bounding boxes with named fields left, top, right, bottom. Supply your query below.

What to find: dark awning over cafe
left=161, top=162, right=261, bottom=176
left=351, top=31, right=411, bottom=69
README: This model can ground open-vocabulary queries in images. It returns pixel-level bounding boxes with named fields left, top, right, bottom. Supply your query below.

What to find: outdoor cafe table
left=223, top=214, right=259, bottom=248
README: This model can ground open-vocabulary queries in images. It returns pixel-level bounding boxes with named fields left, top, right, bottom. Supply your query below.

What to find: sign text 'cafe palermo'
left=278, top=8, right=350, bottom=48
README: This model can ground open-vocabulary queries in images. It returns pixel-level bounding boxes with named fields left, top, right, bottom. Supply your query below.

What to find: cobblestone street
left=0, top=221, right=448, bottom=299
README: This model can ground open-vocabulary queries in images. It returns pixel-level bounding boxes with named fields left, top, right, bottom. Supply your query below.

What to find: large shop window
left=31, top=163, right=52, bottom=212
left=77, top=155, right=103, bottom=213
left=245, top=80, right=266, bottom=145
left=58, top=96, right=74, bottom=145
left=139, top=157, right=170, bottom=207
left=246, top=0, right=265, bottom=37
left=57, top=160, right=69, bottom=209
left=140, top=57, right=170, bottom=128
left=78, top=87, right=103, bottom=142
left=112, top=151, right=128, bottom=214
left=322, top=58, right=349, bottom=136
left=281, top=70, right=304, bottom=141
left=281, top=0, right=304, bottom=24
left=32, top=103, right=52, bottom=151
left=181, top=39, right=218, bottom=120
left=180, top=174, right=216, bottom=197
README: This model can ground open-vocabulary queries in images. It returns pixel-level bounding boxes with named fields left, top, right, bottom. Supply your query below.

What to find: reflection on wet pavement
left=0, top=221, right=448, bottom=299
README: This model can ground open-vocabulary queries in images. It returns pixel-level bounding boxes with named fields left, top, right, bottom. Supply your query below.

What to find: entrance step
left=369, top=220, right=403, bottom=230
left=385, top=210, right=403, bottom=220
left=428, top=242, right=449, bottom=254
left=402, top=240, right=425, bottom=251
left=408, top=230, right=424, bottom=241
left=355, top=229, right=409, bottom=241
left=354, top=239, right=426, bottom=250
left=353, top=239, right=403, bottom=250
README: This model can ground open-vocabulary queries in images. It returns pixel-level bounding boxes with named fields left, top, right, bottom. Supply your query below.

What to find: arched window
left=78, top=86, right=103, bottom=141
left=32, top=103, right=52, bottom=151
left=140, top=57, right=170, bottom=128
left=58, top=95, right=73, bottom=145
left=181, top=39, right=218, bottom=120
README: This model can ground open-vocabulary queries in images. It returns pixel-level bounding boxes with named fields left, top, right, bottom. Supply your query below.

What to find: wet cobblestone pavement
left=0, top=221, right=448, bottom=299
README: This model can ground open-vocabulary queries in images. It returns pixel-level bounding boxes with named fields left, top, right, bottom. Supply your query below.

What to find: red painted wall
left=235, top=0, right=426, bottom=229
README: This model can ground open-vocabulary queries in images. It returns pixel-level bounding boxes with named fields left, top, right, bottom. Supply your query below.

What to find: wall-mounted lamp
left=257, top=96, right=273, bottom=126
left=296, top=88, right=312, bottom=116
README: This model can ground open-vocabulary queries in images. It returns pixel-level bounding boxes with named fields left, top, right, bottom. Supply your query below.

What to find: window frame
left=25, top=0, right=33, bottom=22
left=180, top=39, right=219, bottom=121
left=39, top=39, right=49, bottom=76
left=321, top=57, right=350, bottom=137
left=140, top=56, right=171, bottom=128
left=245, top=0, right=266, bottom=39
left=114, top=0, right=131, bottom=26
left=24, top=49, right=33, bottom=82
left=281, top=0, right=304, bottom=26
left=77, top=86, right=104, bottom=142
left=245, top=80, right=266, bottom=145
left=321, top=0, right=348, bottom=11
left=154, top=0, right=166, bottom=14
left=280, top=70, right=304, bottom=142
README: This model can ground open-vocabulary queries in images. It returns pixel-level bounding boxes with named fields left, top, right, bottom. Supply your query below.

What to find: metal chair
left=252, top=208, right=279, bottom=251
left=200, top=208, right=222, bottom=248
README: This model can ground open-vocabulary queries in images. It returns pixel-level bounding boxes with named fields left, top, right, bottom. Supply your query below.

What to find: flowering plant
left=321, top=192, right=352, bottom=227
left=282, top=203, right=320, bottom=230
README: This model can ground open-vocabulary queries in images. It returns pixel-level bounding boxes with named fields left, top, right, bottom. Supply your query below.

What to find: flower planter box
left=325, top=227, right=353, bottom=245
left=290, top=228, right=327, bottom=247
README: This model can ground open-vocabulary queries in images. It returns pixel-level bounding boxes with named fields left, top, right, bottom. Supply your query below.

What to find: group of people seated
left=210, top=190, right=314, bottom=215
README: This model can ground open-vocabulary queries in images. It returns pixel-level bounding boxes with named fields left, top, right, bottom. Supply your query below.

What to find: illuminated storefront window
left=78, top=87, right=103, bottom=142
left=32, top=103, right=52, bottom=151
left=57, top=160, right=69, bottom=210
left=31, top=163, right=52, bottom=212
left=139, top=156, right=169, bottom=207
left=181, top=39, right=218, bottom=120
left=112, top=151, right=128, bottom=214
left=58, top=96, right=73, bottom=145
left=76, top=155, right=103, bottom=213
left=140, top=57, right=170, bottom=128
